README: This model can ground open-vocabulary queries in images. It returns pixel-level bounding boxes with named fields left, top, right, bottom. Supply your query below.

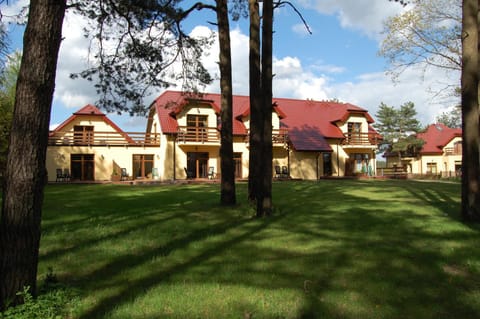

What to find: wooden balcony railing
left=176, top=126, right=220, bottom=143
left=342, top=132, right=380, bottom=146
left=245, top=128, right=289, bottom=145
left=443, top=147, right=462, bottom=156
left=48, top=131, right=160, bottom=147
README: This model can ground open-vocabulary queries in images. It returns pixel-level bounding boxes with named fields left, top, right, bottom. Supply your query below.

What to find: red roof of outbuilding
left=151, top=91, right=376, bottom=151
left=417, top=123, right=462, bottom=154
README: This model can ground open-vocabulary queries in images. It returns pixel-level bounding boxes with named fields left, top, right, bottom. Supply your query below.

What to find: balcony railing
left=48, top=131, right=160, bottom=147
left=342, top=132, right=380, bottom=146
left=444, top=147, right=462, bottom=156
left=245, top=128, right=289, bottom=145
left=176, top=126, right=220, bottom=143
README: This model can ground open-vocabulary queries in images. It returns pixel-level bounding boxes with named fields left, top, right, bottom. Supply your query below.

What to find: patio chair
left=55, top=168, right=64, bottom=182
left=152, top=167, right=159, bottom=180
left=281, top=166, right=290, bottom=178
left=207, top=166, right=216, bottom=179
left=120, top=168, right=129, bottom=181
left=184, top=167, right=194, bottom=179
left=63, top=168, right=71, bottom=182
left=274, top=165, right=282, bottom=178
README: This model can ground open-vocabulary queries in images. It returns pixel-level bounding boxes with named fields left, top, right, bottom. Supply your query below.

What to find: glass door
left=187, top=152, right=209, bottom=178
left=70, top=154, right=94, bottom=181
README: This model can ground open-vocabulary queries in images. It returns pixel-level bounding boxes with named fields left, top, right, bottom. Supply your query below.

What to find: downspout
left=316, top=152, right=320, bottom=180
left=173, top=135, right=176, bottom=181
left=287, top=143, right=290, bottom=176
left=336, top=143, right=340, bottom=177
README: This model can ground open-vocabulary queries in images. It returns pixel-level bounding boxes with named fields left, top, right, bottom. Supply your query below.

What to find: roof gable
left=50, top=104, right=132, bottom=142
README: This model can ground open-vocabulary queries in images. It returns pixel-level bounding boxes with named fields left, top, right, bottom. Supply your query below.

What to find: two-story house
left=47, top=104, right=160, bottom=181
left=414, top=123, right=462, bottom=177
left=384, top=123, right=462, bottom=177
left=46, top=91, right=381, bottom=182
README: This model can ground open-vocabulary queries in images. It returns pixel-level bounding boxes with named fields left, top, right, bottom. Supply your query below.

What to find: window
left=426, top=162, right=437, bottom=175
left=73, top=125, right=94, bottom=145
left=133, top=154, right=154, bottom=178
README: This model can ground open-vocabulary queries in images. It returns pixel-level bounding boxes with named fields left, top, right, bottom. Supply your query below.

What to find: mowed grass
left=36, top=179, right=480, bottom=318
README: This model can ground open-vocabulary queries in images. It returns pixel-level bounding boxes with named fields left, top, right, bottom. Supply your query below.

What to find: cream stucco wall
left=46, top=145, right=160, bottom=181
left=337, top=115, right=369, bottom=134
left=176, top=102, right=218, bottom=127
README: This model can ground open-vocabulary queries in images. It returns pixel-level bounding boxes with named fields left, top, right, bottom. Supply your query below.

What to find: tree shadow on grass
left=40, top=180, right=480, bottom=318
left=77, top=210, right=289, bottom=319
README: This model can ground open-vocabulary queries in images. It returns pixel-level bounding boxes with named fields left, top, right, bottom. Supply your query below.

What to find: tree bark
left=216, top=0, right=236, bottom=205
left=259, top=0, right=274, bottom=216
left=248, top=0, right=262, bottom=203
left=0, top=0, right=66, bottom=309
left=460, top=0, right=480, bottom=222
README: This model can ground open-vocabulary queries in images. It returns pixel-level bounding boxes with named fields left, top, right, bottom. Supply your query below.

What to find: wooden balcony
left=176, top=126, right=220, bottom=144
left=245, top=128, right=289, bottom=146
left=342, top=132, right=380, bottom=146
left=48, top=131, right=160, bottom=147
left=443, top=147, right=462, bottom=156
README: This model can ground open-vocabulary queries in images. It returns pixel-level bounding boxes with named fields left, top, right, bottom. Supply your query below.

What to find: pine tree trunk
left=259, top=0, right=274, bottom=216
left=460, top=0, right=480, bottom=222
left=216, top=0, right=236, bottom=205
left=248, top=0, right=263, bottom=204
left=0, top=0, right=66, bottom=309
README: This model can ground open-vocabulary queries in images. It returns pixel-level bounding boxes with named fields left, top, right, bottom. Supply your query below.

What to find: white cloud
left=0, top=0, right=29, bottom=24
left=298, top=0, right=407, bottom=38
left=190, top=26, right=458, bottom=126
left=54, top=12, right=95, bottom=108
left=292, top=23, right=314, bottom=36
left=330, top=66, right=460, bottom=125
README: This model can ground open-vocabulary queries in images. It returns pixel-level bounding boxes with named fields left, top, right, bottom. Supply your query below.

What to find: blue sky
left=1, top=0, right=460, bottom=132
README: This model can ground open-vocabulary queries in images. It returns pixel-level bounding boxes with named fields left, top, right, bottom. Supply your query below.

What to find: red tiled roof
left=417, top=123, right=462, bottom=154
left=275, top=98, right=373, bottom=151
left=152, top=91, right=376, bottom=151
left=74, top=104, right=105, bottom=116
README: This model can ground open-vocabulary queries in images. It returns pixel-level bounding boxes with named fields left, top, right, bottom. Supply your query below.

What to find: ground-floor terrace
left=46, top=146, right=377, bottom=183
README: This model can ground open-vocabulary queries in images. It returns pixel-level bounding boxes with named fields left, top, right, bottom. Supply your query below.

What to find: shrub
left=1, top=269, right=79, bottom=319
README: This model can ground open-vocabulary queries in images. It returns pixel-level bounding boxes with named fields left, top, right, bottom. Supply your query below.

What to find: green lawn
left=33, top=180, right=480, bottom=318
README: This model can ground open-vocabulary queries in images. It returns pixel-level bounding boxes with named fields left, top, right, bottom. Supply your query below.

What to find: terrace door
left=187, top=115, right=208, bottom=142
left=347, top=122, right=361, bottom=144
left=70, top=154, right=94, bottom=181
left=74, top=125, right=94, bottom=145
left=186, top=152, right=209, bottom=178
left=133, top=154, right=154, bottom=178
left=323, top=152, right=332, bottom=176
left=234, top=152, right=242, bottom=178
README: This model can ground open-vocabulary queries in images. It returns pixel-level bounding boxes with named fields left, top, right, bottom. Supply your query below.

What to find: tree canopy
left=71, top=0, right=214, bottom=115
left=436, top=105, right=461, bottom=128
left=0, top=51, right=20, bottom=184
left=379, top=0, right=461, bottom=81
left=374, top=101, right=424, bottom=157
